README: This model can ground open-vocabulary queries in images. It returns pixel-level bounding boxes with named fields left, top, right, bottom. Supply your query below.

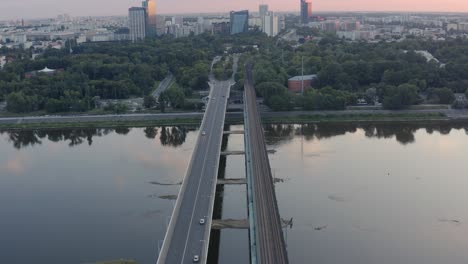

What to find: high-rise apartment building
left=262, top=12, right=279, bottom=37
left=142, top=0, right=157, bottom=36
left=259, top=4, right=269, bottom=18
left=230, top=10, right=249, bottom=35
left=129, top=7, right=146, bottom=42
left=301, top=0, right=312, bottom=24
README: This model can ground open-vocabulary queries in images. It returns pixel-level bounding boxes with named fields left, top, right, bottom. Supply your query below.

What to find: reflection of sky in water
left=265, top=124, right=468, bottom=264
left=219, top=123, right=468, bottom=264
left=0, top=127, right=197, bottom=264
left=2, top=123, right=468, bottom=264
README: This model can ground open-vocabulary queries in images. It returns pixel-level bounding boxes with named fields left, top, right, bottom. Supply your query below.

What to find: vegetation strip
left=0, top=112, right=452, bottom=130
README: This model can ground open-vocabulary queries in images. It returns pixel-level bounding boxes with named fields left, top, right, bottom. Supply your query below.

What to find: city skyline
left=1, top=0, right=468, bottom=20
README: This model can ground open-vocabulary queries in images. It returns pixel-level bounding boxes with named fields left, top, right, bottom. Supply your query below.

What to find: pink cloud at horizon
left=157, top=0, right=468, bottom=14
left=1, top=0, right=468, bottom=20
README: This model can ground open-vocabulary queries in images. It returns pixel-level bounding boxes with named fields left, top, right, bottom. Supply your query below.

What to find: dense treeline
left=0, top=32, right=271, bottom=113
left=213, top=56, right=234, bottom=80
left=4, top=32, right=468, bottom=114
left=0, top=34, right=225, bottom=113
left=253, top=36, right=468, bottom=111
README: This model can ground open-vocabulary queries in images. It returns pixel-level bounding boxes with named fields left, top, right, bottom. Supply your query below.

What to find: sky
left=1, top=0, right=468, bottom=20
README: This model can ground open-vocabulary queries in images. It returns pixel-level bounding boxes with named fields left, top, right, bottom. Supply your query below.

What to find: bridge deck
left=244, top=63, right=289, bottom=264
left=157, top=79, right=231, bottom=264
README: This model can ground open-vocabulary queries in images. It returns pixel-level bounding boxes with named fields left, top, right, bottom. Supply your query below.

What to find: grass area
left=0, top=112, right=453, bottom=130
left=347, top=106, right=383, bottom=110
left=168, top=80, right=180, bottom=90
left=151, top=80, right=161, bottom=94
left=0, top=118, right=202, bottom=130
left=408, top=105, right=450, bottom=110
left=0, top=108, right=115, bottom=117
left=261, top=112, right=448, bottom=124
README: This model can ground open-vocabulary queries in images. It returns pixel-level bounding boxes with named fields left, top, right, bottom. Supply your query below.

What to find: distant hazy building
left=259, top=4, right=269, bottom=17
left=459, top=22, right=468, bottom=32
left=230, top=10, right=249, bottom=35
left=129, top=7, right=146, bottom=42
left=142, top=0, right=157, bottom=36
left=213, top=22, right=230, bottom=35
left=337, top=30, right=375, bottom=41
left=323, top=21, right=339, bottom=32
left=156, top=16, right=167, bottom=35
left=262, top=12, right=279, bottom=37
left=446, top=23, right=458, bottom=32
left=340, top=21, right=361, bottom=31
left=301, top=0, right=312, bottom=24
left=249, top=17, right=262, bottom=28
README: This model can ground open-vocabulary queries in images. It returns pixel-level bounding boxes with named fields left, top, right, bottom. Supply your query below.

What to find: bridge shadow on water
left=207, top=124, right=230, bottom=264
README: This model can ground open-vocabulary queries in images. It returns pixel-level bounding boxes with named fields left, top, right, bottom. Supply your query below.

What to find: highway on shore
left=244, top=63, right=289, bottom=264
left=157, top=78, right=231, bottom=264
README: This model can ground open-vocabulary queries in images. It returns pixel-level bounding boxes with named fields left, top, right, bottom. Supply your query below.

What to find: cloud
left=2, top=0, right=468, bottom=20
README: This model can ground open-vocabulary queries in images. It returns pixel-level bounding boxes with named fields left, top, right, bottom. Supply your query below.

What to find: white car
left=202, top=131, right=206, bottom=136
left=199, top=218, right=205, bottom=225
left=193, top=255, right=199, bottom=262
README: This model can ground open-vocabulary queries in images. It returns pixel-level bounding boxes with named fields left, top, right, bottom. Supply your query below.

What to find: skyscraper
left=262, top=11, right=279, bottom=37
left=143, top=0, right=157, bottom=36
left=129, top=7, right=146, bottom=42
left=230, top=10, right=249, bottom=35
left=259, top=4, right=269, bottom=18
left=301, top=0, right=312, bottom=24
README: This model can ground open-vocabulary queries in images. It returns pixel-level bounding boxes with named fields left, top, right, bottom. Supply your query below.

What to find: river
left=1, top=122, right=468, bottom=264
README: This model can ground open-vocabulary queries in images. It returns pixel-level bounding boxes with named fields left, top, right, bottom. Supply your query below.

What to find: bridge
left=243, top=62, right=289, bottom=264
left=157, top=61, right=288, bottom=264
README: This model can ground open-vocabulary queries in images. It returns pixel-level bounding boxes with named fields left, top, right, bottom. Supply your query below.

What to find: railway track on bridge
left=244, top=62, right=289, bottom=264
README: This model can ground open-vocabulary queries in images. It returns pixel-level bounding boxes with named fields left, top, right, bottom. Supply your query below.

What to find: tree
left=6, top=92, right=40, bottom=113
left=165, top=87, right=186, bottom=108
left=45, top=98, right=67, bottom=113
left=429, top=88, right=455, bottom=104
left=256, top=82, right=289, bottom=103
left=269, top=95, right=292, bottom=111
left=143, top=95, right=157, bottom=109
left=113, top=103, right=128, bottom=114
left=158, top=91, right=167, bottom=113
left=365, top=88, right=377, bottom=104
left=302, top=88, right=348, bottom=110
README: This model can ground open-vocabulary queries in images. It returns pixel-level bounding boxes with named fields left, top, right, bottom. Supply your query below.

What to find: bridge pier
left=223, top=130, right=244, bottom=135
left=211, top=218, right=293, bottom=230
left=221, top=149, right=276, bottom=156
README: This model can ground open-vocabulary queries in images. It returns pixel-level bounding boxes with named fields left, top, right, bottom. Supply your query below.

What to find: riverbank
left=261, top=112, right=450, bottom=124
left=0, top=110, right=465, bottom=130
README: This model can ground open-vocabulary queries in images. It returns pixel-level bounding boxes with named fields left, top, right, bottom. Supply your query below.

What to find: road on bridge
left=157, top=78, right=231, bottom=263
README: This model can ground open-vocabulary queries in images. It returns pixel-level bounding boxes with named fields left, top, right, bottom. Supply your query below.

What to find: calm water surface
left=2, top=123, right=468, bottom=264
